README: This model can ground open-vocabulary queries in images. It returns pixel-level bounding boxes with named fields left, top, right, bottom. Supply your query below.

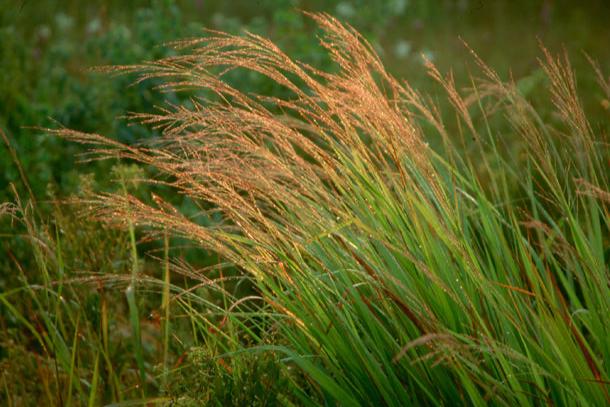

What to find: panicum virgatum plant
left=53, top=13, right=609, bottom=406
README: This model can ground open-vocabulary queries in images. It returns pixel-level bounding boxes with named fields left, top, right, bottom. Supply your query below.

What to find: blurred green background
left=1, top=0, right=609, bottom=202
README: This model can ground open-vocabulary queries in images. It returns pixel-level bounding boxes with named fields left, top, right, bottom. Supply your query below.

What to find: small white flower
left=393, top=40, right=412, bottom=59
left=55, top=12, right=74, bottom=31
left=86, top=18, right=101, bottom=35
left=336, top=2, right=356, bottom=19
left=390, top=0, right=409, bottom=15
left=37, top=25, right=51, bottom=40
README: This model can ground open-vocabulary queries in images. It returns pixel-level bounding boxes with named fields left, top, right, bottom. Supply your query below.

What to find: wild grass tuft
left=8, top=11, right=610, bottom=405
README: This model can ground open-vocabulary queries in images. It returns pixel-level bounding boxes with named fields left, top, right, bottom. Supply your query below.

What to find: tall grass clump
left=1, top=182, right=293, bottom=405
left=53, top=13, right=609, bottom=405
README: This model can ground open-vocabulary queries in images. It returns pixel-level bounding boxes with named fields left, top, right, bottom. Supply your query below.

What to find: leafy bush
left=0, top=1, right=196, bottom=201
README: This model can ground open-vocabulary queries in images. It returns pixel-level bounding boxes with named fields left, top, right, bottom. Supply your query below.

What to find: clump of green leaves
left=168, top=347, right=295, bottom=406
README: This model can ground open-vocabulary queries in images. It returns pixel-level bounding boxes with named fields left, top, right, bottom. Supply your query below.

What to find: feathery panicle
left=51, top=13, right=610, bottom=405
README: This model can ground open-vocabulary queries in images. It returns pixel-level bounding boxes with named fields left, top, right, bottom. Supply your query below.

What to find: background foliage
left=2, top=0, right=609, bottom=201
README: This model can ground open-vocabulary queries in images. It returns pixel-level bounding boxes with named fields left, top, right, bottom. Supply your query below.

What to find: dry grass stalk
left=51, top=13, right=448, bottom=267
